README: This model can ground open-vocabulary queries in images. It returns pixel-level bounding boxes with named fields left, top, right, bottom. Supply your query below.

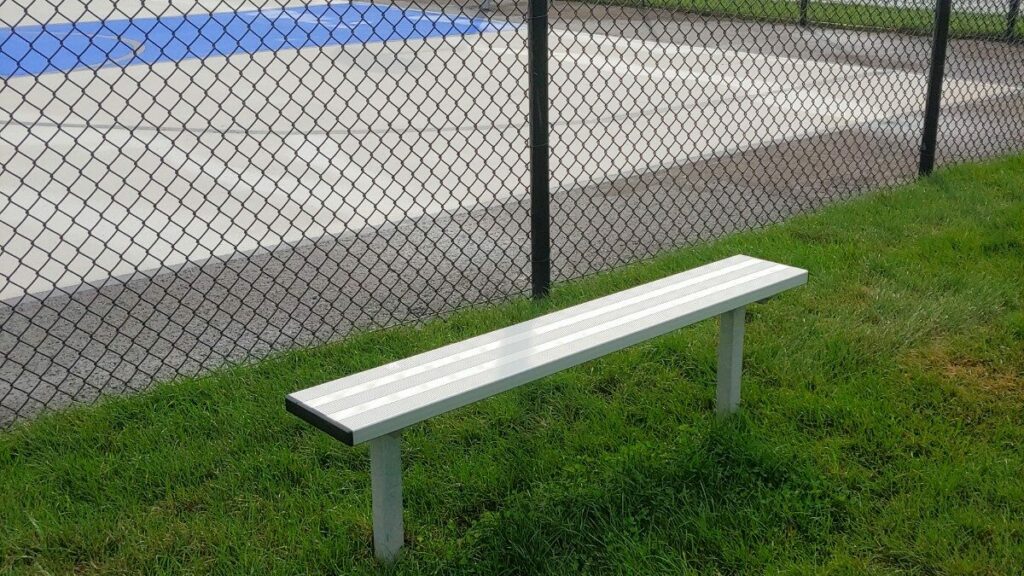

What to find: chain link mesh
left=2, top=0, right=1022, bottom=426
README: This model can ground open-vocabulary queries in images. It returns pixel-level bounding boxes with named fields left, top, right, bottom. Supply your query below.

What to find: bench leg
left=370, top=432, right=403, bottom=562
left=716, top=306, right=746, bottom=416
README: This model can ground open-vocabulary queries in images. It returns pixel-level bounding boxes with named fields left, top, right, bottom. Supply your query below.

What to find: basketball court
left=0, top=0, right=1019, bottom=302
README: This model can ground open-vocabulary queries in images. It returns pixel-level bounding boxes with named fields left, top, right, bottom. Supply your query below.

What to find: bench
left=286, top=254, right=807, bottom=561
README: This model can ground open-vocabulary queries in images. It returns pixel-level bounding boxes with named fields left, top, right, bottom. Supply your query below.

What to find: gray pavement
left=2, top=4, right=1023, bottom=426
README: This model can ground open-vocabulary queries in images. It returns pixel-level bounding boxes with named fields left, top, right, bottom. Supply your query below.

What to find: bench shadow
left=442, top=418, right=849, bottom=574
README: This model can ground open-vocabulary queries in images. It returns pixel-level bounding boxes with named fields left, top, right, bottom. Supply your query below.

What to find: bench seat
left=286, top=254, right=807, bottom=560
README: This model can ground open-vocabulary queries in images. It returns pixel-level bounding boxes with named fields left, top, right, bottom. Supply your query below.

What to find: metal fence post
left=919, top=0, right=952, bottom=176
left=1007, top=0, right=1021, bottom=39
left=799, top=0, right=810, bottom=26
left=528, top=0, right=551, bottom=298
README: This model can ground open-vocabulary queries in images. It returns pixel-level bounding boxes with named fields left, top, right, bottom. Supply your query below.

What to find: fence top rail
left=286, top=255, right=807, bottom=445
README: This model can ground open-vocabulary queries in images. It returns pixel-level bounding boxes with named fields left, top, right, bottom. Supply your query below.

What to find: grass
left=580, top=0, right=1024, bottom=39
left=2, top=154, right=1024, bottom=575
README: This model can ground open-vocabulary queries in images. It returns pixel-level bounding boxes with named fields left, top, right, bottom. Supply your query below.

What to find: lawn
left=2, top=155, right=1023, bottom=574
left=581, top=0, right=1024, bottom=39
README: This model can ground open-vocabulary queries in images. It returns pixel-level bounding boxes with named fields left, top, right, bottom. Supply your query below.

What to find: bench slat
left=287, top=255, right=806, bottom=445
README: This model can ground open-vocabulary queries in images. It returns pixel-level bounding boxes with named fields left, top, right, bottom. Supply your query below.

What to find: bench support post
left=370, top=432, right=403, bottom=562
left=716, top=306, right=746, bottom=416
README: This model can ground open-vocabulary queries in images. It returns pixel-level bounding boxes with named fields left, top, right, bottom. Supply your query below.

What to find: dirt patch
left=913, top=342, right=1023, bottom=398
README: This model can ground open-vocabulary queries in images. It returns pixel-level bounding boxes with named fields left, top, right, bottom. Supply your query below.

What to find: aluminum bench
left=286, top=254, right=807, bottom=561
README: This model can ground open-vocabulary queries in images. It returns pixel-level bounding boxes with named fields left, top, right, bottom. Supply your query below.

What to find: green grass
left=580, top=0, right=1024, bottom=39
left=3, top=155, right=1024, bottom=575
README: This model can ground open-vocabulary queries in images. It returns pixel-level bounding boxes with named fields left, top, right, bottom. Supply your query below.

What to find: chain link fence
left=2, top=0, right=1022, bottom=426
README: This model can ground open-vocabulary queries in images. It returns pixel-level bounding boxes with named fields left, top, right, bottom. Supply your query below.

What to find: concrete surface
left=2, top=2, right=1022, bottom=425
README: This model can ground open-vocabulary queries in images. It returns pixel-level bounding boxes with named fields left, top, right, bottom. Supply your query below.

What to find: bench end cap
left=285, top=394, right=356, bottom=446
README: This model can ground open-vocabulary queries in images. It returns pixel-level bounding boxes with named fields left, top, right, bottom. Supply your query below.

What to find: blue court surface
left=0, top=3, right=505, bottom=77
